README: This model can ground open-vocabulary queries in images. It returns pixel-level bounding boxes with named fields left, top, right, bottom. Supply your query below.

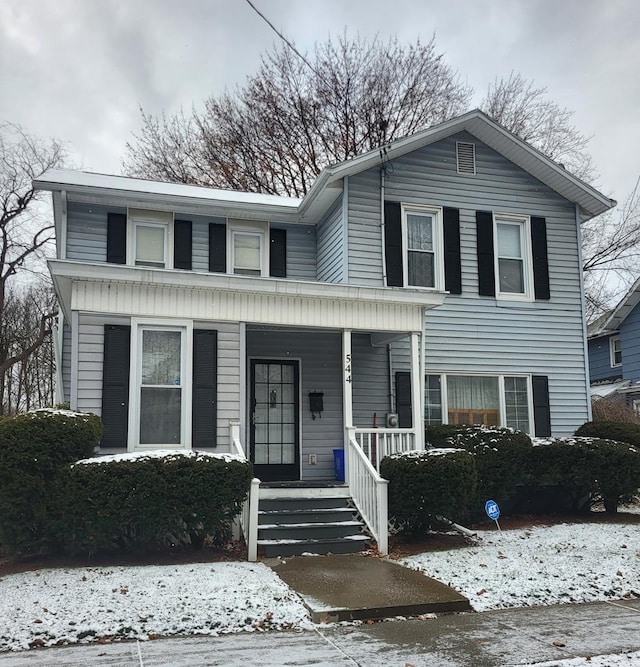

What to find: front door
left=250, top=360, right=300, bottom=481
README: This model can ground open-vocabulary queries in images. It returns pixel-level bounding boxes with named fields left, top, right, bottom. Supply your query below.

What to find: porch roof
left=49, top=259, right=444, bottom=332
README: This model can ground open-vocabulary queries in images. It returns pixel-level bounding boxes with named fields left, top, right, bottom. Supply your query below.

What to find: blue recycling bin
left=333, top=448, right=345, bottom=482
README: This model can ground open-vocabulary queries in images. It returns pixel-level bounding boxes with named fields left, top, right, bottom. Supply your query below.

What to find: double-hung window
left=228, top=219, right=268, bottom=277
left=610, top=336, right=622, bottom=367
left=494, top=214, right=532, bottom=299
left=402, top=206, right=443, bottom=289
left=129, top=209, right=172, bottom=269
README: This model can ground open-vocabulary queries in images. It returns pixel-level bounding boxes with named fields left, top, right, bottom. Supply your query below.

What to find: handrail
left=353, top=428, right=416, bottom=471
left=228, top=420, right=260, bottom=561
left=346, top=428, right=388, bottom=555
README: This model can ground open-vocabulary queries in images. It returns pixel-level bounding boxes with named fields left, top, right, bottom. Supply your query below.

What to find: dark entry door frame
left=249, top=358, right=301, bottom=482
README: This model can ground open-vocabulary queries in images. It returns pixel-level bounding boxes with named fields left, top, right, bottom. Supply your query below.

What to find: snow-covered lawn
left=0, top=520, right=639, bottom=652
left=401, top=522, right=640, bottom=612
left=0, top=562, right=312, bottom=652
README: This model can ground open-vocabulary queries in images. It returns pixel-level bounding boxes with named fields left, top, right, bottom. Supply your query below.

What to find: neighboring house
left=588, top=277, right=640, bottom=410
left=35, top=110, right=614, bottom=557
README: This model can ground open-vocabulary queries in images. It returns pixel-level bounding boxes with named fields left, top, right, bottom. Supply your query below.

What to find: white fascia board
left=48, top=259, right=446, bottom=311
left=606, top=274, right=640, bottom=331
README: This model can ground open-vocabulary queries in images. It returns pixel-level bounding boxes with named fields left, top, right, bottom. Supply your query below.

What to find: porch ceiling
left=49, top=260, right=444, bottom=332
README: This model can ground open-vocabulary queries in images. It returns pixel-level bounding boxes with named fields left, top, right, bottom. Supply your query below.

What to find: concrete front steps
left=257, top=485, right=371, bottom=557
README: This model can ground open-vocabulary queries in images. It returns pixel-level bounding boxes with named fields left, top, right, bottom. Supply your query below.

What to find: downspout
left=380, top=168, right=387, bottom=285
left=342, top=176, right=349, bottom=283
left=575, top=203, right=592, bottom=421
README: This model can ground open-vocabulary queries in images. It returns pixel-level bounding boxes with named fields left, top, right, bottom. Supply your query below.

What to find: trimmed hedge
left=380, top=449, right=476, bottom=533
left=0, top=409, right=102, bottom=557
left=575, top=421, right=640, bottom=447
left=425, top=424, right=471, bottom=447
left=56, top=452, right=252, bottom=555
left=440, top=427, right=533, bottom=513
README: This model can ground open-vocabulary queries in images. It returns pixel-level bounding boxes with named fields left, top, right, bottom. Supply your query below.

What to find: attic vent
left=456, top=141, right=476, bottom=174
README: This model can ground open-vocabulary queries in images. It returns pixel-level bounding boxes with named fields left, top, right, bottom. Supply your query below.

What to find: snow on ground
left=0, top=562, right=313, bottom=652
left=528, top=649, right=640, bottom=666
left=401, top=522, right=640, bottom=612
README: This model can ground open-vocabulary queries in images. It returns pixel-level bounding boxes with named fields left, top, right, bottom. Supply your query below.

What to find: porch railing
left=230, top=420, right=260, bottom=562
left=346, top=428, right=388, bottom=555
left=353, top=428, right=417, bottom=471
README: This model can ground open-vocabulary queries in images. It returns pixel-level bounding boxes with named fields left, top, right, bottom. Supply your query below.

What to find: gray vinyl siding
left=316, top=197, right=345, bottom=283
left=247, top=330, right=343, bottom=481
left=62, top=322, right=71, bottom=404
left=67, top=202, right=121, bottom=261
left=75, top=313, right=240, bottom=451
left=621, top=302, right=640, bottom=382
left=352, top=334, right=391, bottom=427
left=352, top=131, right=589, bottom=437
left=588, top=335, right=620, bottom=382
left=191, top=214, right=225, bottom=272
left=279, top=224, right=316, bottom=280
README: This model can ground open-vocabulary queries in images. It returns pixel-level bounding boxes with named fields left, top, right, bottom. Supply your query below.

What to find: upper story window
left=228, top=219, right=269, bottom=277
left=129, top=209, right=172, bottom=269
left=402, top=205, right=443, bottom=289
left=610, top=336, right=622, bottom=367
left=494, top=214, right=532, bottom=300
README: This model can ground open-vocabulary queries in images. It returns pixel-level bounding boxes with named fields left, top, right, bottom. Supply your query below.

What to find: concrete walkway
left=0, top=599, right=638, bottom=666
left=268, top=554, right=470, bottom=621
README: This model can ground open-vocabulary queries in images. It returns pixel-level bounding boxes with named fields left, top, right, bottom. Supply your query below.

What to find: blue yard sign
left=485, top=499, right=501, bottom=531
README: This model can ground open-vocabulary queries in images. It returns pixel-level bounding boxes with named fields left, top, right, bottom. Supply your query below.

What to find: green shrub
left=425, top=424, right=471, bottom=447
left=579, top=437, right=640, bottom=513
left=516, top=439, right=592, bottom=514
left=575, top=421, right=640, bottom=447
left=0, top=409, right=102, bottom=557
left=56, top=451, right=252, bottom=555
left=380, top=449, right=476, bottom=534
left=442, top=427, right=533, bottom=514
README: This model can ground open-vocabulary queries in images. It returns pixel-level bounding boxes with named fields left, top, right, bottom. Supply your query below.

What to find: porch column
left=342, top=329, right=353, bottom=428
left=410, top=332, right=424, bottom=450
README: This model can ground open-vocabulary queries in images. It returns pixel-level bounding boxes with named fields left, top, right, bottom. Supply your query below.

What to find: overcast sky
left=1, top=0, right=639, bottom=202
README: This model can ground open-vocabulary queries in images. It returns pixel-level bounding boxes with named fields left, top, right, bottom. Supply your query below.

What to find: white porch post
left=343, top=330, right=353, bottom=482
left=410, top=332, right=424, bottom=450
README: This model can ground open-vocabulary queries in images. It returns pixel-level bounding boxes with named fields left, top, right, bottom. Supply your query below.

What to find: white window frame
left=401, top=204, right=444, bottom=290
left=128, top=208, right=174, bottom=269
left=493, top=213, right=533, bottom=301
left=128, top=318, right=193, bottom=452
left=227, top=219, right=269, bottom=277
left=610, top=336, right=622, bottom=367
left=425, top=372, right=535, bottom=435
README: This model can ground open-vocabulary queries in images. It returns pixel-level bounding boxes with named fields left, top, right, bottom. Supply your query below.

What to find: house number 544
left=345, top=353, right=352, bottom=383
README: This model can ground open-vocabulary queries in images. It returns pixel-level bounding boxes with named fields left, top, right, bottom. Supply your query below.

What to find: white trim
left=70, top=310, right=79, bottom=410
left=610, top=335, right=622, bottom=368
left=60, top=191, right=68, bottom=260
left=227, top=219, right=269, bottom=277
left=401, top=204, right=444, bottom=290
left=127, top=208, right=173, bottom=269
left=128, top=317, right=193, bottom=452
left=343, top=331, right=353, bottom=429
left=342, top=175, right=349, bottom=283
left=493, top=213, right=534, bottom=301
left=575, top=203, right=593, bottom=421
left=239, top=322, right=247, bottom=444
left=410, top=333, right=423, bottom=449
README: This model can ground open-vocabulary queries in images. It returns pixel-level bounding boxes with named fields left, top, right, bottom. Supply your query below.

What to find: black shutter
left=532, top=375, right=551, bottom=437
left=101, top=325, right=130, bottom=448
left=443, top=207, right=462, bottom=294
left=208, top=223, right=227, bottom=273
left=192, top=329, right=217, bottom=448
left=174, top=219, right=192, bottom=270
left=384, top=201, right=403, bottom=287
left=531, top=216, right=550, bottom=300
left=107, top=212, right=127, bottom=264
left=476, top=210, right=495, bottom=297
left=269, top=228, right=287, bottom=278
left=395, top=371, right=413, bottom=428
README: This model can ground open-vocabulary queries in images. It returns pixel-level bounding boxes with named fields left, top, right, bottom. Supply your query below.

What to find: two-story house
left=588, top=277, right=640, bottom=410
left=35, top=110, right=614, bottom=557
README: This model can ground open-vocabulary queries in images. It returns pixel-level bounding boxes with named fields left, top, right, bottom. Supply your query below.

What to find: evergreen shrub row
left=384, top=425, right=640, bottom=533
left=57, top=452, right=252, bottom=555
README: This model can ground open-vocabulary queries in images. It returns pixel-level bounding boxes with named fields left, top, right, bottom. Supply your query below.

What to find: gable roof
left=35, top=110, right=615, bottom=224
left=589, top=275, right=640, bottom=337
left=300, top=110, right=616, bottom=222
